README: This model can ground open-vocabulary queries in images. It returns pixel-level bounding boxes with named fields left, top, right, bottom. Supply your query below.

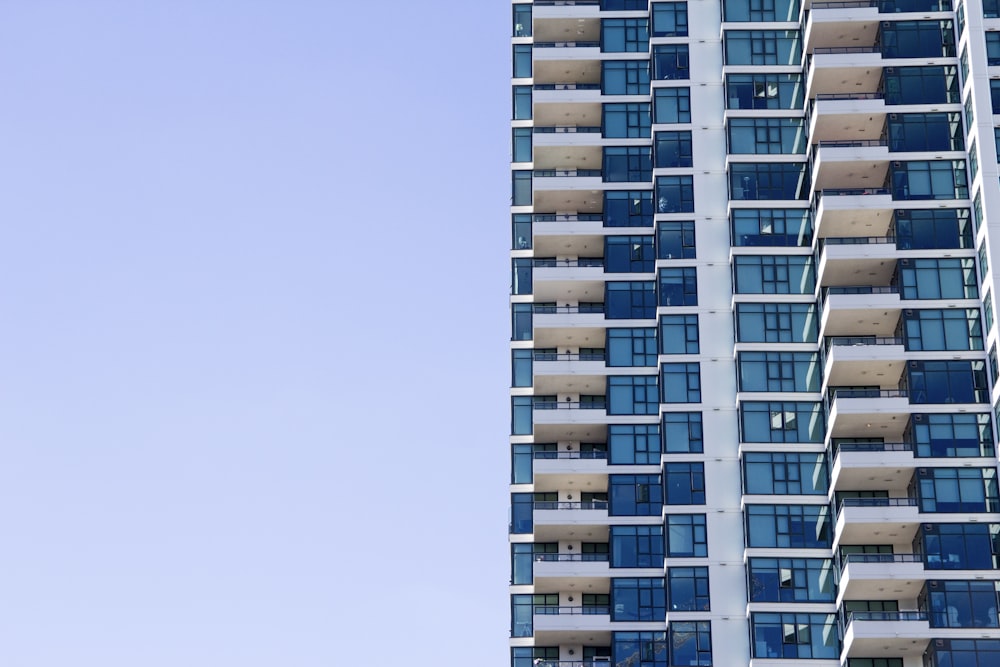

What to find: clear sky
left=0, top=2, right=512, bottom=665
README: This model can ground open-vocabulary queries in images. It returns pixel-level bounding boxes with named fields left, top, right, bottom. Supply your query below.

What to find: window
left=609, top=424, right=661, bottom=464
left=655, top=175, right=695, bottom=212
left=724, top=0, right=799, bottom=20
left=661, top=363, right=701, bottom=403
left=743, top=453, right=828, bottom=495
left=512, top=85, right=531, bottom=120
left=987, top=290, right=995, bottom=333
left=512, top=4, right=531, bottom=37
left=748, top=558, right=835, bottom=602
left=746, top=504, right=831, bottom=548
left=740, top=401, right=824, bottom=442
left=910, top=413, right=994, bottom=458
left=602, top=18, right=650, bottom=52
left=512, top=304, right=532, bottom=341
left=887, top=112, right=964, bottom=152
left=663, top=412, right=703, bottom=452
left=736, top=303, right=818, bottom=343
left=737, top=352, right=820, bottom=392
left=731, top=208, right=811, bottom=247
left=512, top=127, right=531, bottom=163
left=602, top=0, right=649, bottom=7
left=982, top=29, right=1000, bottom=63
left=609, top=375, right=659, bottom=415
left=665, top=513, right=707, bottom=556
left=613, top=633, right=667, bottom=667
left=975, top=190, right=984, bottom=232
left=728, top=117, right=806, bottom=155
left=511, top=543, right=557, bottom=584
left=512, top=170, right=531, bottom=206
left=898, top=258, right=977, bottom=299
left=607, top=236, right=655, bottom=273
left=926, top=639, right=1000, bottom=667
left=925, top=580, right=1000, bottom=628
left=726, top=73, right=804, bottom=110
left=981, top=242, right=990, bottom=281
left=511, top=443, right=532, bottom=484
left=610, top=474, right=664, bottom=515
left=511, top=397, right=532, bottom=435
left=605, top=190, right=654, bottom=228
left=653, top=2, right=688, bottom=36
left=511, top=594, right=535, bottom=637
left=904, top=309, right=983, bottom=351
left=733, top=255, right=814, bottom=294
left=512, top=648, right=560, bottom=667
left=970, top=140, right=979, bottom=182
left=510, top=493, right=533, bottom=534
left=654, top=87, right=691, bottom=124
left=512, top=214, right=531, bottom=251
left=608, top=327, right=657, bottom=367
left=993, top=80, right=1000, bottom=113
left=921, top=523, right=1000, bottom=570
left=654, top=131, right=693, bottom=168
left=611, top=525, right=665, bottom=567
left=880, top=20, right=956, bottom=58
left=657, top=221, right=696, bottom=259
left=907, top=360, right=989, bottom=404
left=612, top=578, right=666, bottom=621
left=653, top=45, right=690, bottom=80
left=665, top=462, right=705, bottom=504
left=895, top=208, right=973, bottom=249
left=667, top=566, right=710, bottom=610
left=724, top=30, right=802, bottom=66
left=730, top=162, right=811, bottom=200
left=605, top=147, right=653, bottom=182
left=658, top=267, right=698, bottom=306
left=604, top=103, right=651, bottom=138
left=512, top=258, right=531, bottom=295
left=659, top=314, right=699, bottom=354
left=669, top=622, right=712, bottom=666
left=918, top=467, right=1000, bottom=513
left=603, top=60, right=650, bottom=95
left=512, top=350, right=532, bottom=388
left=884, top=66, right=960, bottom=105
left=607, top=281, right=656, bottom=319
left=750, top=613, right=839, bottom=658
left=512, top=44, right=531, bottom=78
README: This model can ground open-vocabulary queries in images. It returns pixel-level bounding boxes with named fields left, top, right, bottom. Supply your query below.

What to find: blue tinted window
left=728, top=117, right=807, bottom=154
left=512, top=85, right=532, bottom=120
left=891, top=160, right=968, bottom=200
left=512, top=5, right=531, bottom=37
left=653, top=2, right=688, bottom=36
left=512, top=170, right=532, bottom=206
left=605, top=190, right=654, bottom=228
left=888, top=113, right=963, bottom=152
left=899, top=258, right=977, bottom=299
left=613, top=632, right=667, bottom=667
left=724, top=30, right=801, bottom=65
left=724, top=0, right=799, bottom=20
left=748, top=558, right=835, bottom=602
left=654, top=131, right=693, bottom=167
left=512, top=127, right=532, bottom=163
left=726, top=73, right=804, bottom=109
left=751, top=613, right=839, bottom=658
left=512, top=258, right=532, bottom=295
left=607, top=236, right=655, bottom=273
left=918, top=467, right=999, bottom=512
left=908, top=360, right=989, bottom=404
left=603, top=60, right=651, bottom=95
left=610, top=474, right=664, bottom=515
left=608, top=327, right=658, bottom=366
left=738, top=351, right=820, bottom=392
left=741, top=401, right=825, bottom=442
left=736, top=302, right=818, bottom=342
left=667, top=566, right=709, bottom=611
left=910, top=413, right=994, bottom=457
left=743, top=453, right=828, bottom=494
left=732, top=208, right=811, bottom=247
left=669, top=622, right=712, bottom=665
left=904, top=309, right=982, bottom=351
left=734, top=255, right=815, bottom=294
left=604, top=146, right=653, bottom=182
left=611, top=525, right=665, bottom=567
left=885, top=66, right=959, bottom=105
left=512, top=397, right=533, bottom=435
left=657, top=221, right=696, bottom=259
left=612, top=578, right=666, bottom=621
left=510, top=493, right=533, bottom=534
left=658, top=267, right=698, bottom=306
left=602, top=18, right=650, bottom=52
left=609, top=423, right=661, bottom=464
left=926, top=581, right=1000, bottom=628
left=653, top=45, right=690, bottom=80
left=665, top=462, right=705, bottom=504
left=654, top=87, right=691, bottom=123
left=607, top=281, right=657, bottom=319
left=609, top=375, right=659, bottom=415
left=663, top=412, right=703, bottom=452
left=730, top=162, right=810, bottom=200
left=656, top=175, right=695, bottom=212
left=746, top=504, right=831, bottom=548
left=512, top=303, right=532, bottom=341
left=659, top=314, right=699, bottom=354
left=661, top=362, right=701, bottom=403
left=881, top=20, right=956, bottom=58
left=665, top=514, right=707, bottom=556
left=896, top=208, right=973, bottom=249
left=922, top=523, right=1000, bottom=570
left=512, top=349, right=532, bottom=387
left=604, top=103, right=651, bottom=138
left=513, top=45, right=532, bottom=78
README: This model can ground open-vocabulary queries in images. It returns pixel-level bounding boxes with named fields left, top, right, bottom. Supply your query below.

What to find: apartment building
left=508, top=0, right=1000, bottom=665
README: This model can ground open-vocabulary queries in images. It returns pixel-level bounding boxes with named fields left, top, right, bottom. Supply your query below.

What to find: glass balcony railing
left=829, top=388, right=908, bottom=399
left=838, top=497, right=918, bottom=511
left=533, top=258, right=604, bottom=268
left=845, top=610, right=928, bottom=623
left=534, top=605, right=611, bottom=615
left=533, top=83, right=602, bottom=90
left=825, top=335, right=904, bottom=350
left=534, top=500, right=609, bottom=510
left=534, top=449, right=608, bottom=460
left=534, top=399, right=608, bottom=410
left=534, top=552, right=610, bottom=562
left=842, top=553, right=922, bottom=565
left=833, top=441, right=913, bottom=453
left=533, top=303, right=605, bottom=314
left=533, top=213, right=604, bottom=222
left=533, top=41, right=601, bottom=48
left=821, top=236, right=896, bottom=246
left=534, top=169, right=603, bottom=177
left=533, top=351, right=606, bottom=361
left=534, top=126, right=602, bottom=133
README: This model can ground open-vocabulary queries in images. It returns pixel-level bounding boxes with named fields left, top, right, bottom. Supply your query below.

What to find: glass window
left=724, top=0, right=799, bottom=20
left=965, top=94, right=975, bottom=133
left=654, top=87, right=691, bottom=123
left=908, top=360, right=989, bottom=404
left=993, top=80, right=1000, bottom=112
left=660, top=314, right=699, bottom=354
left=613, top=633, right=667, bottom=667
left=512, top=4, right=531, bottom=37
left=608, top=327, right=658, bottom=366
left=669, top=622, right=712, bottom=666
left=665, top=514, right=707, bottom=556
left=730, top=162, right=810, bottom=200
left=887, top=112, right=964, bottom=152
left=661, top=362, right=701, bottom=403
left=926, top=639, right=1000, bottom=667
left=603, top=60, right=651, bottom=95
left=667, top=566, right=710, bottom=611
left=657, top=220, right=696, bottom=259
left=602, top=18, right=650, bottom=52
left=512, top=127, right=531, bottom=163
left=605, top=190, right=654, bottom=228
left=921, top=523, right=1000, bottom=570
left=611, top=526, right=664, bottom=568
left=746, top=504, right=832, bottom=548
left=925, top=580, right=1000, bottom=627
left=898, top=258, right=977, bottom=299
left=604, top=103, right=652, bottom=138
left=655, top=175, right=695, bottom=212
left=512, top=303, right=532, bottom=341
left=607, top=281, right=657, bottom=319
left=740, top=401, right=825, bottom=442
left=512, top=349, right=532, bottom=387
left=512, top=396, right=533, bottom=435
left=732, top=208, right=811, bottom=247
left=737, top=351, right=820, bottom=392
left=512, top=647, right=559, bottom=667
left=918, top=467, right=999, bottom=512
left=512, top=85, right=531, bottom=120
left=602, top=0, right=650, bottom=7
left=609, top=375, right=659, bottom=415
left=895, top=208, right=973, bottom=249
left=513, top=44, right=531, bottom=78
left=904, top=308, right=983, bottom=351
left=728, top=117, right=807, bottom=155
left=605, top=146, right=653, bottom=182
left=663, top=412, right=703, bottom=452
left=610, top=474, right=664, bottom=515
left=512, top=170, right=532, bottom=206
left=726, top=73, right=804, bottom=110
left=607, top=236, right=655, bottom=274
left=743, top=452, right=828, bottom=495
left=654, top=131, right=693, bottom=167
left=512, top=258, right=532, bottom=295
left=748, top=558, right=835, bottom=602
left=724, top=30, right=802, bottom=66
left=658, top=267, right=698, bottom=306
left=750, top=613, right=839, bottom=658
left=981, top=242, right=990, bottom=282
left=653, top=2, right=688, bottom=36
left=884, top=66, right=960, bottom=105
left=910, top=412, right=994, bottom=457
left=612, top=578, right=666, bottom=621
left=665, top=462, right=705, bottom=504
left=733, top=255, right=815, bottom=294
left=512, top=213, right=531, bottom=251
left=653, top=45, right=690, bottom=80
left=736, top=302, right=818, bottom=342
left=510, top=493, right=533, bottom=534
left=880, top=20, right=956, bottom=58
left=609, top=423, right=661, bottom=464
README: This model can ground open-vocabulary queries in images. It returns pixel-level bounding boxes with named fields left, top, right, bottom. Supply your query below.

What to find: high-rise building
left=508, top=0, right=1000, bottom=665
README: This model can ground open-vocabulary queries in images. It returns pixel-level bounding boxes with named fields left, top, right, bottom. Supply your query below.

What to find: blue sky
left=0, top=2, right=512, bottom=665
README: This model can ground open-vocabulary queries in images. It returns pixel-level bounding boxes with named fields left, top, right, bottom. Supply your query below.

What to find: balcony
left=826, top=388, right=910, bottom=439
left=834, top=497, right=920, bottom=545
left=806, top=47, right=883, bottom=99
left=841, top=611, right=930, bottom=659
left=803, top=1, right=878, bottom=56
left=822, top=336, right=905, bottom=391
left=817, top=236, right=896, bottom=293
left=532, top=187, right=604, bottom=217
left=533, top=500, right=610, bottom=537
left=830, top=440, right=914, bottom=491
left=837, top=554, right=925, bottom=605
left=532, top=606, right=613, bottom=645
left=533, top=552, right=612, bottom=589
left=533, top=169, right=604, bottom=195
left=532, top=303, right=605, bottom=349
left=819, top=286, right=901, bottom=338
left=810, top=140, right=890, bottom=194
left=531, top=214, right=604, bottom=247
left=532, top=258, right=606, bottom=302
left=813, top=188, right=894, bottom=238
left=532, top=450, right=608, bottom=493
left=533, top=399, right=609, bottom=428
left=808, top=93, right=887, bottom=145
